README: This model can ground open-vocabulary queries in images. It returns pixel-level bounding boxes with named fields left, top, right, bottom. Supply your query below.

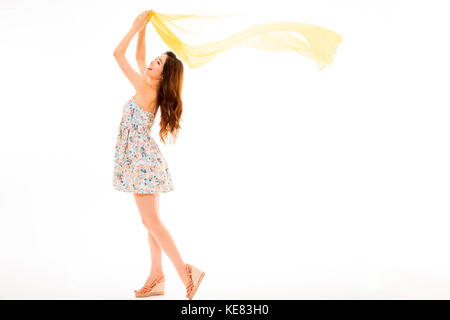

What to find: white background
left=1, top=0, right=449, bottom=299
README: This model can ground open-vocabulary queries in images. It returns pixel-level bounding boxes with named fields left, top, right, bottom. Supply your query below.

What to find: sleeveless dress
left=113, top=96, right=174, bottom=194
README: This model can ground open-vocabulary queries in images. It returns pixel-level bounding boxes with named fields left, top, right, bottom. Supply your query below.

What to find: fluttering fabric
left=147, top=11, right=343, bottom=71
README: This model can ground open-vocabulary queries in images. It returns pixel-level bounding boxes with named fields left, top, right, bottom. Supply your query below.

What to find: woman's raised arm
left=136, top=20, right=147, bottom=62
left=136, top=11, right=151, bottom=76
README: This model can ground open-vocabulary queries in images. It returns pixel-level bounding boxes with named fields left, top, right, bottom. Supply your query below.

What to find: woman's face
left=145, top=54, right=167, bottom=80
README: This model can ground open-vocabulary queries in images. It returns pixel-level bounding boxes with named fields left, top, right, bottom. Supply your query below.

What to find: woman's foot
left=144, top=272, right=165, bottom=286
left=177, top=263, right=191, bottom=287
left=182, top=263, right=206, bottom=300
left=183, top=264, right=194, bottom=294
left=135, top=272, right=166, bottom=298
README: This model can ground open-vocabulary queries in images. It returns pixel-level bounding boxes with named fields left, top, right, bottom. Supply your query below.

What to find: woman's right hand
left=144, top=10, right=154, bottom=20
left=140, top=10, right=153, bottom=20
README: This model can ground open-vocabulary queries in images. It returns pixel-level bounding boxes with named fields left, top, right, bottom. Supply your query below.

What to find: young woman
left=112, top=10, right=205, bottom=299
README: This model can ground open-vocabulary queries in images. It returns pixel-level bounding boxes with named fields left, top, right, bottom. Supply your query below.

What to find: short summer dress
left=113, top=96, right=174, bottom=194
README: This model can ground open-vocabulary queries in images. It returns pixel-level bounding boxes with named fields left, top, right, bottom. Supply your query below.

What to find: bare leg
left=148, top=231, right=163, bottom=274
left=133, top=192, right=189, bottom=286
left=146, top=193, right=163, bottom=276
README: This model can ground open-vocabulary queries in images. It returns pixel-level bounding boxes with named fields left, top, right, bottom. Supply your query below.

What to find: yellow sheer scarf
left=147, top=11, right=343, bottom=71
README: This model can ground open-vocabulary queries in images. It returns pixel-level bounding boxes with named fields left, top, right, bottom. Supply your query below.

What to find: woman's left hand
left=132, top=11, right=150, bottom=32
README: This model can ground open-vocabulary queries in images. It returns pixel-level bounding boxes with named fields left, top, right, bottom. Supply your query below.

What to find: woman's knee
left=141, top=213, right=161, bottom=231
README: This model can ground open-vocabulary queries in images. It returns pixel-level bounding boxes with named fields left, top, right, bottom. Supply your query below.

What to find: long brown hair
left=155, top=51, right=183, bottom=144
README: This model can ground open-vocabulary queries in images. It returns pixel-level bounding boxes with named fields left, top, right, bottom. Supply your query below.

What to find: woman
left=112, top=10, right=205, bottom=299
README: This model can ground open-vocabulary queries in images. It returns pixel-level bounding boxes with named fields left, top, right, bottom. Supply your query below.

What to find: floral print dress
left=113, top=96, right=174, bottom=194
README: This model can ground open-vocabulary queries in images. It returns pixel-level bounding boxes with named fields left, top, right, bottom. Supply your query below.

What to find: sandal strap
left=136, top=275, right=165, bottom=294
left=185, top=264, right=194, bottom=296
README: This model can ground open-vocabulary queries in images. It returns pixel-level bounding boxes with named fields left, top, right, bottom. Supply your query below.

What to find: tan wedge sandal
left=134, top=274, right=165, bottom=298
left=185, top=263, right=206, bottom=300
